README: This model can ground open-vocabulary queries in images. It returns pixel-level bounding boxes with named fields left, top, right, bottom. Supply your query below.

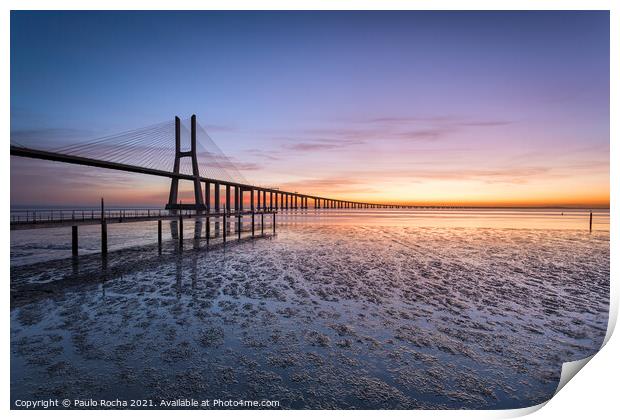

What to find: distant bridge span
left=10, top=115, right=398, bottom=211
left=10, top=144, right=392, bottom=210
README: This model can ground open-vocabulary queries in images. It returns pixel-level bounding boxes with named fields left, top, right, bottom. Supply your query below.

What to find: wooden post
left=589, top=211, right=593, bottom=232
left=101, top=221, right=108, bottom=255
left=179, top=213, right=184, bottom=247
left=158, top=219, right=162, bottom=247
left=237, top=214, right=242, bottom=240
left=252, top=211, right=255, bottom=237
left=273, top=213, right=276, bottom=234
left=261, top=213, right=264, bottom=235
left=101, top=198, right=107, bottom=255
left=72, top=225, right=78, bottom=256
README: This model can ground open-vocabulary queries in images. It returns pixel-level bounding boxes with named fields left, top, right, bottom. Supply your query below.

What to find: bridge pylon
left=165, top=115, right=206, bottom=212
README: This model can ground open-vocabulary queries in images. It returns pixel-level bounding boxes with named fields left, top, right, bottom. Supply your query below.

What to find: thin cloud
left=279, top=176, right=381, bottom=194
left=273, top=115, right=514, bottom=152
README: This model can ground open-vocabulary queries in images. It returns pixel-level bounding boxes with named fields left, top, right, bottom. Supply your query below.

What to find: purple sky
left=10, top=11, right=610, bottom=207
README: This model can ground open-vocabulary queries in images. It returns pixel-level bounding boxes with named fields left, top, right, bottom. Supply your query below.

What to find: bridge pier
left=205, top=182, right=211, bottom=212
left=257, top=188, right=261, bottom=210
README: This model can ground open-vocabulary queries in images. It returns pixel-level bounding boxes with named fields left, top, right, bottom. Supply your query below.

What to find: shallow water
left=10, top=209, right=610, bottom=409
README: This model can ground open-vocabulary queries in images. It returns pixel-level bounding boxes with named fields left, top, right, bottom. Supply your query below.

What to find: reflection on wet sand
left=10, top=212, right=610, bottom=409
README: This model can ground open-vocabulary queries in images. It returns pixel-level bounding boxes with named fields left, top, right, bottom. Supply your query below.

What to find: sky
left=10, top=11, right=610, bottom=207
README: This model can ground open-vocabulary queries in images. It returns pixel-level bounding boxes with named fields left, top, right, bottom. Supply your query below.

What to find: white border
left=2, top=1, right=617, bottom=419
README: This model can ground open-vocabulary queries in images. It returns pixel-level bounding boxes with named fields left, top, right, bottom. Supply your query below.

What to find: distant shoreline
left=9, top=205, right=611, bottom=211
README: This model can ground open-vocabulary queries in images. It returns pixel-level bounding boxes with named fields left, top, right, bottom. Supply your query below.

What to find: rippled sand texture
left=11, top=224, right=609, bottom=409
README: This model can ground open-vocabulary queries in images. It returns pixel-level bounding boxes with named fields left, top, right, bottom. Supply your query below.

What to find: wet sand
left=10, top=213, right=610, bottom=409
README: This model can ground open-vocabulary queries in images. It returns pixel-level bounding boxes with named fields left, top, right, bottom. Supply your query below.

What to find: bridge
left=10, top=115, right=402, bottom=255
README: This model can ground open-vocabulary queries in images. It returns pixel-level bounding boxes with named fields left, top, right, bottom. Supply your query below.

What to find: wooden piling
left=589, top=211, right=593, bottom=232
left=72, top=225, right=78, bottom=256
left=101, top=198, right=107, bottom=255
left=101, top=220, right=108, bottom=255
left=261, top=213, right=264, bottom=235
left=206, top=216, right=210, bottom=244
left=158, top=219, right=162, bottom=247
left=273, top=213, right=276, bottom=234
left=179, top=213, right=184, bottom=246
left=252, top=211, right=255, bottom=237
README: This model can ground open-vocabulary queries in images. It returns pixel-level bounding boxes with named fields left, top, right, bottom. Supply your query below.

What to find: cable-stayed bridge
left=10, top=115, right=403, bottom=254
left=11, top=115, right=395, bottom=215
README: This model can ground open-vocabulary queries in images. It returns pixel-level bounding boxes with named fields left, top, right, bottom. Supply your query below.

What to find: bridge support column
left=263, top=190, right=267, bottom=211
left=166, top=115, right=205, bottom=213
left=72, top=225, right=78, bottom=256
left=205, top=182, right=211, bottom=213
